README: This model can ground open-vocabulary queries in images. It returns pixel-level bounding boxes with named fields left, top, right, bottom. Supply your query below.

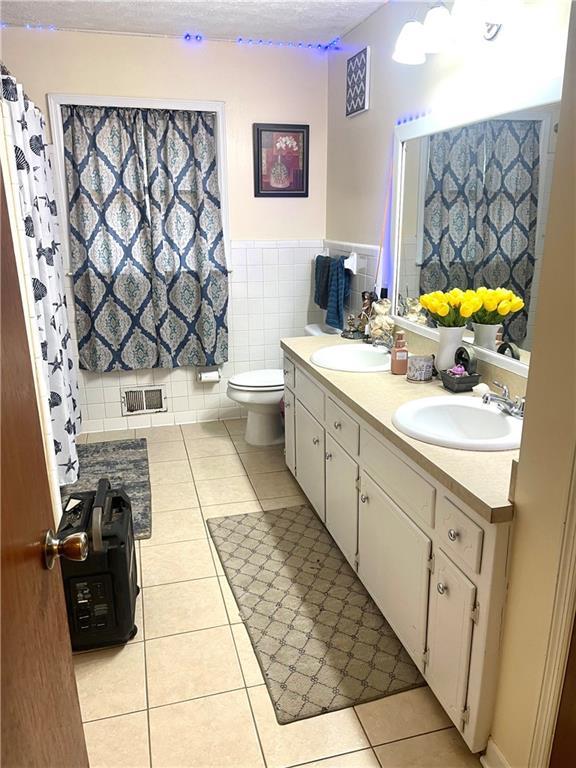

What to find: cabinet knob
left=283, top=369, right=289, bottom=376
left=437, top=582, right=448, bottom=596
left=325, top=452, right=332, bottom=461
left=312, top=437, right=320, bottom=445
left=360, top=493, right=369, bottom=504
left=285, top=402, right=291, bottom=409
left=448, top=528, right=459, bottom=542
left=334, top=421, right=342, bottom=430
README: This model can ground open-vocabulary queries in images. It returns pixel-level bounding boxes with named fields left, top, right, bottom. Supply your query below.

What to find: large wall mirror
left=391, top=102, right=560, bottom=372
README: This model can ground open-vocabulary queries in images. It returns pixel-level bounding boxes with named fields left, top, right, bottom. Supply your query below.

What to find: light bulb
left=392, top=21, right=426, bottom=65
left=423, top=5, right=454, bottom=54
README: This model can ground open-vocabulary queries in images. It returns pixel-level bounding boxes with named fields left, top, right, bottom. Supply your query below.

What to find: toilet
left=227, top=369, right=285, bottom=446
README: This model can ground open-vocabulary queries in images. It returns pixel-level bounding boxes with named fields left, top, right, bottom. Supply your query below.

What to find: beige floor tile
left=149, top=689, right=264, bottom=768
left=260, top=494, right=307, bottom=511
left=140, top=539, right=215, bottom=586
left=140, top=508, right=205, bottom=547
left=232, top=436, right=266, bottom=453
left=87, top=429, right=135, bottom=443
left=129, top=592, right=144, bottom=643
left=83, top=711, right=150, bottom=768
left=181, top=421, right=228, bottom=439
left=196, top=474, right=257, bottom=505
left=374, top=728, right=480, bottom=767
left=231, top=623, right=264, bottom=686
left=185, top=435, right=237, bottom=458
left=218, top=575, right=242, bottom=623
left=355, top=687, right=451, bottom=747
left=190, top=453, right=247, bottom=481
left=152, top=481, right=199, bottom=511
left=135, top=425, right=183, bottom=442
left=248, top=685, right=369, bottom=768
left=147, top=440, right=188, bottom=463
left=76, top=433, right=88, bottom=445
left=149, top=460, right=192, bottom=486
left=74, top=644, right=146, bottom=722
left=300, top=749, right=381, bottom=767
left=210, top=539, right=224, bottom=575
left=224, top=418, right=247, bottom=435
left=143, top=577, right=227, bottom=639
left=240, top=449, right=287, bottom=475
left=146, top=626, right=244, bottom=707
left=202, top=500, right=262, bottom=520
left=250, top=470, right=301, bottom=500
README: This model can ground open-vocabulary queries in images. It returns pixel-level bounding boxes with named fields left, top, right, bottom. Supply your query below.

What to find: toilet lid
left=228, top=369, right=284, bottom=390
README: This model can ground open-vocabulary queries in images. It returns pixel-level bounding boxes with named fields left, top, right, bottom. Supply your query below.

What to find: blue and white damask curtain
left=420, top=119, right=540, bottom=343
left=1, top=66, right=81, bottom=484
left=62, top=106, right=228, bottom=372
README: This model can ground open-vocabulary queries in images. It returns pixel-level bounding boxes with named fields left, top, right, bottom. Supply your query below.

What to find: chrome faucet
left=482, top=381, right=525, bottom=419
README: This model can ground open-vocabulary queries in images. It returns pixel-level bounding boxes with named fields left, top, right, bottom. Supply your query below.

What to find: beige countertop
left=281, top=335, right=517, bottom=524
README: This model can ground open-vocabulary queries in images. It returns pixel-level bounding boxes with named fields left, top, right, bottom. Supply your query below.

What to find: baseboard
left=480, top=739, right=512, bottom=768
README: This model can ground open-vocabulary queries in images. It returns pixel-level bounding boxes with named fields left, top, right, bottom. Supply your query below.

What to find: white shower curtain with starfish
left=1, top=65, right=81, bottom=484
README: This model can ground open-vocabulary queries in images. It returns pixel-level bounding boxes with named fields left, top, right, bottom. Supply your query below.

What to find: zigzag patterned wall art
left=346, top=46, right=370, bottom=117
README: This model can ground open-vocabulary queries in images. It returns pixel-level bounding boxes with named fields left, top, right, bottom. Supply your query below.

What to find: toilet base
left=245, top=409, right=284, bottom=447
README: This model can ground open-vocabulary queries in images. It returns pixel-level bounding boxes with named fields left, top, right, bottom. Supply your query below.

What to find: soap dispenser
left=391, top=331, right=408, bottom=375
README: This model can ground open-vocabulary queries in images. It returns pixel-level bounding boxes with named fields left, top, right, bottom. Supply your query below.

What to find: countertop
left=281, top=335, right=517, bottom=524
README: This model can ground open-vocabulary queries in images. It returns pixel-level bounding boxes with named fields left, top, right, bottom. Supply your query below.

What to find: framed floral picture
left=253, top=123, right=309, bottom=197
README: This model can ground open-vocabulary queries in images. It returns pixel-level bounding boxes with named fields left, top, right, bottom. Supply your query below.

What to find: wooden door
left=0, top=177, right=89, bottom=767
left=358, top=471, right=431, bottom=669
left=295, top=400, right=325, bottom=520
left=550, top=610, right=576, bottom=766
left=284, top=389, right=296, bottom=476
left=325, top=435, right=358, bottom=568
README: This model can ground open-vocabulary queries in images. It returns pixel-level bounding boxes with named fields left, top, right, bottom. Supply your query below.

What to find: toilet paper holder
left=197, top=368, right=221, bottom=383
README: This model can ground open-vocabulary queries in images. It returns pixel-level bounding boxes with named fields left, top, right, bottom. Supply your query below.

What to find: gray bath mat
left=207, top=504, right=424, bottom=724
left=61, top=439, right=151, bottom=540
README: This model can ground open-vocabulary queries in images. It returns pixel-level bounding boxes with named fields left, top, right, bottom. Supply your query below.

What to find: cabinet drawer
left=326, top=398, right=359, bottom=457
left=283, top=358, right=295, bottom=390
left=360, top=430, right=435, bottom=528
left=295, top=368, right=324, bottom=421
left=437, top=496, right=484, bottom=574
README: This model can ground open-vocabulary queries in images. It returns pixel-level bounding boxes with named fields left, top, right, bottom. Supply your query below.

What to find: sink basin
left=392, top=395, right=522, bottom=451
left=310, top=344, right=391, bottom=373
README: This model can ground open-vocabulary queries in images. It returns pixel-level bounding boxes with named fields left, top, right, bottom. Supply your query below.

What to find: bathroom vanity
left=281, top=335, right=518, bottom=754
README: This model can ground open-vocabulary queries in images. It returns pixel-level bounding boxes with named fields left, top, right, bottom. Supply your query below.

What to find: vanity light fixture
left=423, top=5, right=454, bottom=54
left=392, top=20, right=426, bottom=65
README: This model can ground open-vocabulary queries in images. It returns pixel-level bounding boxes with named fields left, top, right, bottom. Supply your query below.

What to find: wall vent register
left=121, top=385, right=166, bottom=415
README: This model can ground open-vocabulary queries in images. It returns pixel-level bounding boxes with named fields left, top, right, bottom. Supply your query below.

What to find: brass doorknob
left=44, top=529, right=88, bottom=570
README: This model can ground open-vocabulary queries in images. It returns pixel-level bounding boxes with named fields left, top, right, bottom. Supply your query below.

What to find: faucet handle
left=492, top=380, right=510, bottom=399
left=514, top=395, right=526, bottom=416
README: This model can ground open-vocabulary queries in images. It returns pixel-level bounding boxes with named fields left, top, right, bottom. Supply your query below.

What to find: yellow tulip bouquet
left=419, top=287, right=525, bottom=327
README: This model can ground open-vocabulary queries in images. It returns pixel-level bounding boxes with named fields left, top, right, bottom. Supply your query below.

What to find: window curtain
left=62, top=105, right=228, bottom=372
left=420, top=119, right=540, bottom=343
left=2, top=66, right=81, bottom=484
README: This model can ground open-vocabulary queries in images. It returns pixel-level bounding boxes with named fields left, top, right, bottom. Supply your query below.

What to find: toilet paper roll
left=197, top=369, right=221, bottom=383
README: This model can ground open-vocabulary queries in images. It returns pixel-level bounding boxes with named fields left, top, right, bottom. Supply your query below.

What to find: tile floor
left=75, top=420, right=482, bottom=768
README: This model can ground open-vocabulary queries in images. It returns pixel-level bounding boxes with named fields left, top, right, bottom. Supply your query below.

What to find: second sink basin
left=392, top=395, right=522, bottom=451
left=310, top=344, right=391, bottom=373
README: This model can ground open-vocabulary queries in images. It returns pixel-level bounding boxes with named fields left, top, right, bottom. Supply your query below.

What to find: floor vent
left=121, top=385, right=167, bottom=416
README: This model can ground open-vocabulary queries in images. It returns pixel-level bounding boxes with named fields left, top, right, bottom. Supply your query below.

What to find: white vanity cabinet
left=282, top=353, right=511, bottom=754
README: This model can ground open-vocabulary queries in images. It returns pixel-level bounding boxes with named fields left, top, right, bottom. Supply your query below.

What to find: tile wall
left=69, top=240, right=325, bottom=434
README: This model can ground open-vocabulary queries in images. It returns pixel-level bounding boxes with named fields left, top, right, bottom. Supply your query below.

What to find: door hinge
left=354, top=551, right=360, bottom=570
left=355, top=477, right=362, bottom=492
left=422, top=648, right=429, bottom=668
left=471, top=602, right=480, bottom=624
left=427, top=554, right=435, bottom=573
left=461, top=706, right=470, bottom=728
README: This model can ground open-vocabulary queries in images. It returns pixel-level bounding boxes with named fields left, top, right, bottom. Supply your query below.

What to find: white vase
left=472, top=322, right=500, bottom=351
left=436, top=326, right=465, bottom=371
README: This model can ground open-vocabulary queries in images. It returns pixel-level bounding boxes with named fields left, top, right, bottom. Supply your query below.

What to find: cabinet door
left=325, top=435, right=358, bottom=568
left=284, top=389, right=296, bottom=476
left=426, top=549, right=476, bottom=727
left=295, top=400, right=325, bottom=520
left=358, top=471, right=431, bottom=667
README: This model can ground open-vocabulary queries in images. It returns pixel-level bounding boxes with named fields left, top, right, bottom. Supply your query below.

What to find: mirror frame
left=390, top=94, right=562, bottom=378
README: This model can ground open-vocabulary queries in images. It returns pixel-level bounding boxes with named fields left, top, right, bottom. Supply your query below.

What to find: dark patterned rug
left=61, top=439, right=151, bottom=539
left=207, top=505, right=424, bottom=724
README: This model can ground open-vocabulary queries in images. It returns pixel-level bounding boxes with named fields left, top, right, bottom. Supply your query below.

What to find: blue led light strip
left=236, top=35, right=341, bottom=51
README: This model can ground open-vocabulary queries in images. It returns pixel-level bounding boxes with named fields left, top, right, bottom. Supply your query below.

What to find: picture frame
left=346, top=46, right=370, bottom=117
left=253, top=123, right=309, bottom=197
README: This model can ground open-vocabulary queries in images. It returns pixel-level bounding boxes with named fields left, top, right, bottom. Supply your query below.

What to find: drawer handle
left=437, top=582, right=448, bottom=596
left=325, top=452, right=332, bottom=461
left=312, top=437, right=320, bottom=445
left=360, top=493, right=369, bottom=504
left=448, top=528, right=459, bottom=542
left=334, top=421, right=342, bottom=430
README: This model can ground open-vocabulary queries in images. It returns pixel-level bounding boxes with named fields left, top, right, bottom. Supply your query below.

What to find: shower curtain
left=1, top=66, right=81, bottom=483
left=62, top=105, right=228, bottom=372
left=420, top=119, right=540, bottom=343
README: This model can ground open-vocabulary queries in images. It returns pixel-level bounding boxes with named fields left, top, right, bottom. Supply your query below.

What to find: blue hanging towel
left=326, top=256, right=351, bottom=330
left=314, top=254, right=331, bottom=309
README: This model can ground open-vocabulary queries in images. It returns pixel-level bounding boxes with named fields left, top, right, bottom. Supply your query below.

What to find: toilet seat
left=228, top=369, right=284, bottom=392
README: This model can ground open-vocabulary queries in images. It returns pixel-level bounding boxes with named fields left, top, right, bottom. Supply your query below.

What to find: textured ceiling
left=1, top=1, right=386, bottom=44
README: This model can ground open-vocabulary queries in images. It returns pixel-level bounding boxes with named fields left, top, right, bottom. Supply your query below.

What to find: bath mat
left=61, top=439, right=151, bottom=540
left=207, top=504, right=424, bottom=724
